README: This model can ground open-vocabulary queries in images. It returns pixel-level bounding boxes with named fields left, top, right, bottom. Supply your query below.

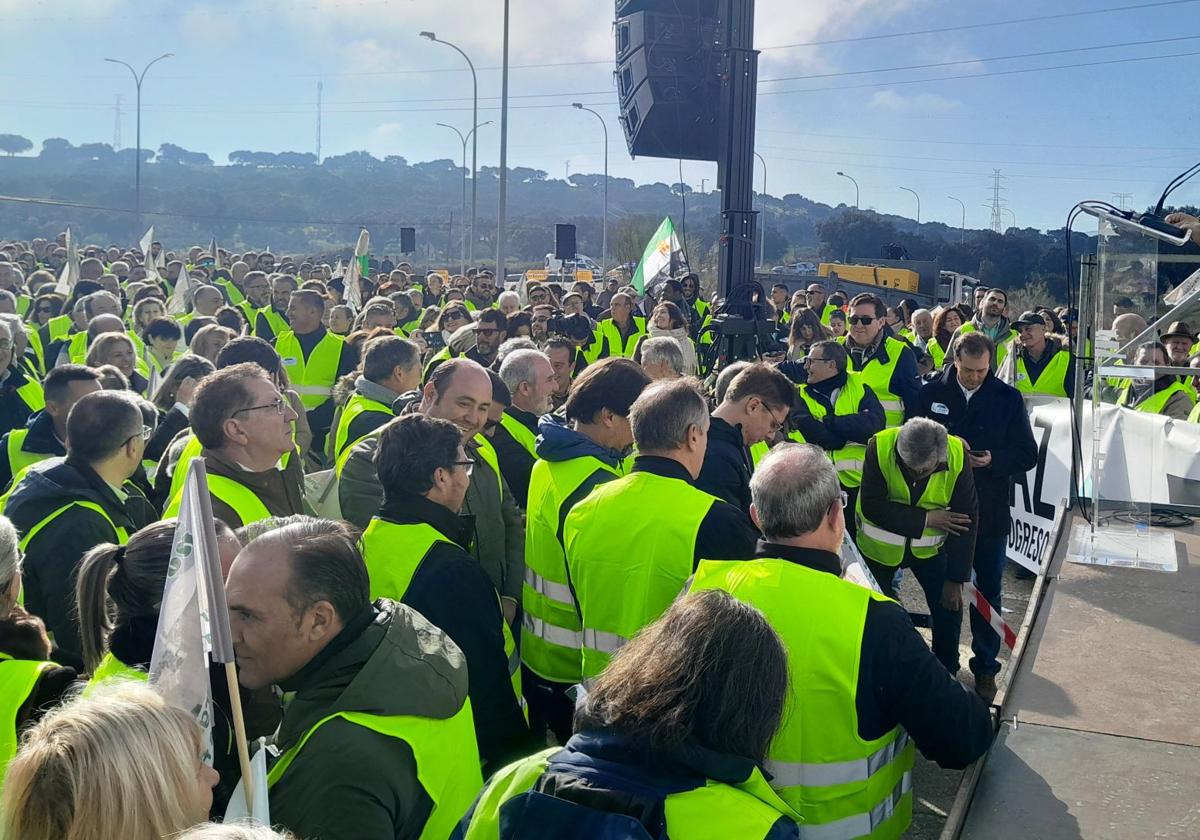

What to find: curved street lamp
left=104, top=53, right=173, bottom=224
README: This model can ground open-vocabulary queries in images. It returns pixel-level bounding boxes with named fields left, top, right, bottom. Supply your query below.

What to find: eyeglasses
left=453, top=458, right=475, bottom=476
left=849, top=315, right=875, bottom=326
left=837, top=491, right=848, bottom=508
left=124, top=424, right=153, bottom=445
left=233, top=397, right=287, bottom=416
left=804, top=355, right=829, bottom=365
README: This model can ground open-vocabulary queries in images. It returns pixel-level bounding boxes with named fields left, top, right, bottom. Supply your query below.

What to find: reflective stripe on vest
left=796, top=373, right=870, bottom=488
left=0, top=655, right=53, bottom=783
left=164, top=473, right=273, bottom=528
left=4, top=430, right=50, bottom=481
left=841, top=335, right=907, bottom=427
left=275, top=331, right=344, bottom=410
left=268, top=701, right=483, bottom=840
left=333, top=393, right=391, bottom=458
left=1014, top=344, right=1070, bottom=396
left=522, top=453, right=622, bottom=682
left=499, top=410, right=537, bottom=458
left=564, top=470, right=716, bottom=678
left=457, top=745, right=802, bottom=840
left=690, top=559, right=914, bottom=839
left=854, top=428, right=965, bottom=567
left=19, top=500, right=129, bottom=553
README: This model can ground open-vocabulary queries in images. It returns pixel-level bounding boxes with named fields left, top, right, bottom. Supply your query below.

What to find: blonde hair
left=177, top=822, right=295, bottom=839
left=85, top=331, right=135, bottom=368
left=1, top=681, right=207, bottom=840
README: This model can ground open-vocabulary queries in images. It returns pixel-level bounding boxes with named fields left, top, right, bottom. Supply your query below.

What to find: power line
left=756, top=127, right=1200, bottom=153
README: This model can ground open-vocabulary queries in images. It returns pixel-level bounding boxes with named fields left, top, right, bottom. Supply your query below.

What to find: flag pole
left=192, top=461, right=254, bottom=812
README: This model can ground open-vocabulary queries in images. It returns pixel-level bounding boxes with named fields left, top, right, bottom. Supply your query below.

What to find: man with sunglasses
left=361, top=412, right=531, bottom=774
left=841, top=293, right=921, bottom=427
left=6, top=391, right=157, bottom=664
left=465, top=308, right=508, bottom=369
left=178, top=363, right=304, bottom=528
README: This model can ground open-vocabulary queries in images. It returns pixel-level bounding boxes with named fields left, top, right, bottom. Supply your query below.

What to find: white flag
left=209, top=237, right=222, bottom=270
left=344, top=228, right=370, bottom=312
left=223, top=738, right=272, bottom=826
left=54, top=226, right=79, bottom=295
left=140, top=226, right=159, bottom=281
left=167, top=267, right=195, bottom=316
left=150, top=461, right=237, bottom=767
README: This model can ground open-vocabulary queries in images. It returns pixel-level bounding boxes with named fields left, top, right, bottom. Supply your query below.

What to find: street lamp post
left=1003, top=208, right=1017, bottom=230
left=754, top=152, right=767, bottom=269
left=437, top=121, right=492, bottom=274
left=572, top=103, right=608, bottom=275
left=421, top=32, right=478, bottom=268
left=899, top=186, right=921, bottom=225
left=835, top=170, right=859, bottom=209
left=947, top=196, right=966, bottom=244
left=104, top=53, right=173, bottom=226
left=496, top=0, right=511, bottom=283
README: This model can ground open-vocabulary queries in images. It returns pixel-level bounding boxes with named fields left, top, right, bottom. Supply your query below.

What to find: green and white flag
left=54, top=226, right=79, bottom=295
left=632, top=216, right=685, bottom=296
left=345, top=228, right=369, bottom=312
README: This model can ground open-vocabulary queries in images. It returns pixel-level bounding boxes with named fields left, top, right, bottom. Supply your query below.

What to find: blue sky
left=3, top=0, right=1198, bottom=232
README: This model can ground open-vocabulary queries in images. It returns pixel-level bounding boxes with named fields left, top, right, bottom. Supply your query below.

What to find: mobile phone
left=421, top=330, right=446, bottom=350
left=968, top=449, right=985, bottom=457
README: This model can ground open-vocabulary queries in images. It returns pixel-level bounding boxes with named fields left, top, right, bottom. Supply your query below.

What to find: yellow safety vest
left=163, top=472, right=273, bottom=528
left=46, top=315, right=72, bottom=343
left=958, top=321, right=1017, bottom=367
left=459, top=745, right=800, bottom=840
left=253, top=307, right=288, bottom=340
left=333, top=393, right=392, bottom=459
left=25, top=329, right=46, bottom=377
left=790, top=373, right=871, bottom=488
left=841, top=335, right=908, bottom=427
left=588, top=317, right=646, bottom=362
left=217, top=278, right=245, bottom=306
left=275, top=330, right=344, bottom=411
left=82, top=651, right=148, bottom=697
left=360, top=519, right=523, bottom=717
left=4, top=429, right=52, bottom=482
left=13, top=378, right=44, bottom=413
left=19, top=500, right=129, bottom=554
left=522, top=453, right=623, bottom=683
left=564, top=470, right=716, bottom=677
left=927, top=339, right=946, bottom=369
left=1013, top=344, right=1070, bottom=397
left=267, top=700, right=483, bottom=840
left=690, top=560, right=914, bottom=838
left=473, top=435, right=505, bottom=499
left=1118, top=380, right=1192, bottom=416
left=0, top=654, right=54, bottom=786
left=855, top=428, right=965, bottom=567
left=498, top=410, right=537, bottom=458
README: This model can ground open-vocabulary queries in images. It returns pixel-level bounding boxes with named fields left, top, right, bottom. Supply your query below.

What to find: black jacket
left=858, top=437, right=978, bottom=582
left=0, top=368, right=38, bottom=440
left=5, top=457, right=157, bottom=659
left=695, top=415, right=754, bottom=515
left=0, top=410, right=64, bottom=491
left=375, top=491, right=532, bottom=774
left=791, top=371, right=886, bottom=455
left=146, top=404, right=190, bottom=466
left=490, top=407, right=539, bottom=507
left=633, top=456, right=760, bottom=562
left=844, top=328, right=922, bottom=418
left=915, top=367, right=1038, bottom=537
left=756, top=543, right=993, bottom=765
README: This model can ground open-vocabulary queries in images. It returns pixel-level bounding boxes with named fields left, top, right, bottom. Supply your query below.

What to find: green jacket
left=268, top=599, right=478, bottom=840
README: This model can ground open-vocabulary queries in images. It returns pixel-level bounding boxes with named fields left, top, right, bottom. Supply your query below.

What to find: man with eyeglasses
left=464, top=271, right=498, bottom=312
left=172, top=363, right=304, bottom=528
left=689, top=444, right=992, bottom=838
left=361, top=412, right=531, bottom=774
left=841, top=293, right=921, bottom=427
left=697, top=363, right=795, bottom=516
left=239, top=269, right=271, bottom=325
left=787, top=340, right=885, bottom=534
left=6, top=390, right=157, bottom=663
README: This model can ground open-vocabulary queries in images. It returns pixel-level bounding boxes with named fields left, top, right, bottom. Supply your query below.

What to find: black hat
left=1161, top=320, right=1194, bottom=342
left=1012, top=310, right=1046, bottom=328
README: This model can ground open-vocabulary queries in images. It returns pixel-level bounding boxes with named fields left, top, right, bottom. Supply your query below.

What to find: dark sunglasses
left=849, top=315, right=875, bottom=326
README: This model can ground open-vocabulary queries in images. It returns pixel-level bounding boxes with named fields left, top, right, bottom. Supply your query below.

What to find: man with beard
left=952, top=288, right=1018, bottom=367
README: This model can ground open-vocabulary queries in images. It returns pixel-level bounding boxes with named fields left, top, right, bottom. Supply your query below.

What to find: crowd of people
left=0, top=217, right=1195, bottom=838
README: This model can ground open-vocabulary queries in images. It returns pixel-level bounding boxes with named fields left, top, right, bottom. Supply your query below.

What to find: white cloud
left=181, top=6, right=239, bottom=46
left=755, top=0, right=934, bottom=72
left=868, top=89, right=961, bottom=112
left=363, top=121, right=406, bottom=157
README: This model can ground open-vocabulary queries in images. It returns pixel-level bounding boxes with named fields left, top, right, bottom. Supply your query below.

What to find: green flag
left=632, top=216, right=685, bottom=295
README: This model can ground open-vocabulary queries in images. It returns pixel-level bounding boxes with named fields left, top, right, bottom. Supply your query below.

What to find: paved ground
left=898, top=563, right=1036, bottom=839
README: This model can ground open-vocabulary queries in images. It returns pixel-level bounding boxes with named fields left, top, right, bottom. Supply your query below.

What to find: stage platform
left=947, top=511, right=1200, bottom=838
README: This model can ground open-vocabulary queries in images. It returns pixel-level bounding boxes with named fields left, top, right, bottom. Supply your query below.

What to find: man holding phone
left=914, top=331, right=1037, bottom=702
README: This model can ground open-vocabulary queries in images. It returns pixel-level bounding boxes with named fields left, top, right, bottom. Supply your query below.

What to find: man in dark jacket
left=0, top=364, right=101, bottom=490
left=6, top=391, right=156, bottom=662
left=364, top=413, right=531, bottom=773
left=226, top=518, right=482, bottom=840
left=494, top=348, right=556, bottom=507
left=697, top=363, right=795, bottom=515
left=916, top=331, right=1037, bottom=701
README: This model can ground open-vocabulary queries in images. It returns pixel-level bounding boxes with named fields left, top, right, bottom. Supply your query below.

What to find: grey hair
left=497, top=336, right=538, bottom=365
left=497, top=290, right=520, bottom=309
left=629, top=377, right=709, bottom=452
left=911, top=308, right=932, bottom=321
left=750, top=444, right=841, bottom=540
left=896, top=417, right=948, bottom=473
left=498, top=348, right=549, bottom=394
left=640, top=337, right=685, bottom=376
left=83, top=291, right=120, bottom=319
left=0, top=515, right=19, bottom=588
left=0, top=312, right=25, bottom=340
left=0, top=318, right=13, bottom=344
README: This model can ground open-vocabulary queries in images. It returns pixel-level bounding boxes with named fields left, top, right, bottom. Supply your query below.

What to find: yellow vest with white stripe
left=458, top=745, right=801, bottom=840
left=1118, top=380, right=1192, bottom=415
left=522, top=453, right=624, bottom=683
left=791, top=373, right=870, bottom=488
left=275, top=330, right=344, bottom=411
left=841, top=335, right=908, bottom=427
left=360, top=519, right=523, bottom=716
left=594, top=316, right=646, bottom=360
left=267, top=698, right=482, bottom=840
left=499, top=410, right=537, bottom=458
left=1013, top=344, right=1070, bottom=397
left=689, top=560, right=914, bottom=839
left=0, top=654, right=54, bottom=786
left=855, top=429, right=965, bottom=567
left=333, top=392, right=391, bottom=458
left=563, top=470, right=717, bottom=677
left=163, top=472, right=273, bottom=528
